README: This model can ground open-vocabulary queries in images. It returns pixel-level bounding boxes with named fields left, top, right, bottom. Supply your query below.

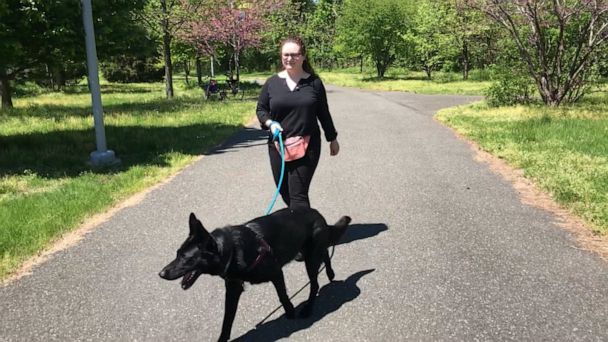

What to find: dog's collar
left=244, top=223, right=273, bottom=272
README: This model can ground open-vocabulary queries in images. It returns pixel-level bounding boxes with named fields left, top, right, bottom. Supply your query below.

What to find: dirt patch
left=1, top=155, right=205, bottom=287
left=447, top=126, right=608, bottom=261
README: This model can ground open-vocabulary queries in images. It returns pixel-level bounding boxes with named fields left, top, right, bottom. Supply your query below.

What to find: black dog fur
left=159, top=208, right=351, bottom=342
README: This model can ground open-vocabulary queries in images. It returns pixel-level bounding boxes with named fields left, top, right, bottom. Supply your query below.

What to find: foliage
left=304, top=0, right=340, bottom=68
left=404, top=0, right=459, bottom=79
left=336, top=0, right=413, bottom=78
left=0, top=0, right=148, bottom=108
left=467, top=0, right=608, bottom=106
left=101, top=56, right=164, bottom=83
left=179, top=0, right=285, bottom=80
left=485, top=65, right=535, bottom=107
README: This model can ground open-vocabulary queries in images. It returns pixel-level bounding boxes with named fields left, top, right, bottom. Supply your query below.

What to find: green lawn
left=0, top=81, right=259, bottom=279
left=436, top=91, right=608, bottom=235
left=318, top=69, right=491, bottom=95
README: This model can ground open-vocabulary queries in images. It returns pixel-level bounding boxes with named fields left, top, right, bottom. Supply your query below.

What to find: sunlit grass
left=318, top=69, right=491, bottom=95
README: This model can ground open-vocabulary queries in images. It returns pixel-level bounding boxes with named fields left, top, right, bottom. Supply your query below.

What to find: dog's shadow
left=233, top=269, right=375, bottom=342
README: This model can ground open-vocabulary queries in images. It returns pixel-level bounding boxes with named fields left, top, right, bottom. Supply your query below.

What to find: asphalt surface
left=1, top=86, right=607, bottom=342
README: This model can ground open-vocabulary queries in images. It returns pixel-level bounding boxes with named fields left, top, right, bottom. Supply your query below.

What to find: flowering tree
left=180, top=0, right=284, bottom=82
left=466, top=0, right=608, bottom=106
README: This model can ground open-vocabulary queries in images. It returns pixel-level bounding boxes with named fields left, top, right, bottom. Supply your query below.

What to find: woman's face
left=281, top=41, right=304, bottom=72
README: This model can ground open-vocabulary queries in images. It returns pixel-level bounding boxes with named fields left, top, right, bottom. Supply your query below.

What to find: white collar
left=278, top=71, right=310, bottom=91
left=278, top=70, right=310, bottom=80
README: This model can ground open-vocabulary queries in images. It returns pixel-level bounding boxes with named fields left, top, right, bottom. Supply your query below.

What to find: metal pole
left=210, top=56, right=215, bottom=78
left=82, top=0, right=119, bottom=167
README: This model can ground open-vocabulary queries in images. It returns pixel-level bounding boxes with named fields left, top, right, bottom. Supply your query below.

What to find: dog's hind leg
left=219, top=280, right=244, bottom=342
left=300, top=256, right=323, bottom=318
left=323, top=249, right=335, bottom=281
left=271, top=270, right=296, bottom=319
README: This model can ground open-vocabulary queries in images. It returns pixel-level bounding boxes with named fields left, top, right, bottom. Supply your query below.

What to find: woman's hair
left=280, top=36, right=316, bottom=76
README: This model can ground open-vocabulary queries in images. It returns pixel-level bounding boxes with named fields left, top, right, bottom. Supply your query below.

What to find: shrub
left=101, top=56, right=164, bottom=83
left=485, top=65, right=535, bottom=107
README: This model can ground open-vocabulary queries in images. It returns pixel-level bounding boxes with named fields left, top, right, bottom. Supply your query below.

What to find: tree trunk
left=53, top=66, right=66, bottom=91
left=360, top=54, right=363, bottom=73
left=161, top=0, right=174, bottom=99
left=184, top=60, right=190, bottom=85
left=196, top=56, right=202, bottom=87
left=376, top=62, right=385, bottom=78
left=234, top=51, right=240, bottom=83
left=163, top=34, right=174, bottom=98
left=462, top=41, right=469, bottom=80
left=0, top=75, right=13, bottom=109
left=424, top=66, right=432, bottom=80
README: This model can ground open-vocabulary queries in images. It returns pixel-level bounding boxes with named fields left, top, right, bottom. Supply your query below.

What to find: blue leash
left=257, top=127, right=337, bottom=327
left=265, top=130, right=285, bottom=215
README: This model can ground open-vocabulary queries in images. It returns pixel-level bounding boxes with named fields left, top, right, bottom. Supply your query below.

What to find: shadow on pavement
left=208, top=127, right=269, bottom=155
left=233, top=269, right=375, bottom=342
left=337, top=223, right=389, bottom=246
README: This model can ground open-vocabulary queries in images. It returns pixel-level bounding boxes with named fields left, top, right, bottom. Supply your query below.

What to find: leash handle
left=265, top=132, right=285, bottom=215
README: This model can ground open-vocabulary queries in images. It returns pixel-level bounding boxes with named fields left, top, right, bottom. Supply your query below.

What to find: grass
left=436, top=90, right=608, bottom=235
left=318, top=68, right=491, bottom=95
left=0, top=81, right=260, bottom=279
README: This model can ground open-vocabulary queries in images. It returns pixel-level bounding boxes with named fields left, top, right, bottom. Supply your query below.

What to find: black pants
left=268, top=134, right=321, bottom=210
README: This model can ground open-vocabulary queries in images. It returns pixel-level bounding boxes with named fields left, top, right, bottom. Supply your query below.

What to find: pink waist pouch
left=275, top=135, right=310, bottom=161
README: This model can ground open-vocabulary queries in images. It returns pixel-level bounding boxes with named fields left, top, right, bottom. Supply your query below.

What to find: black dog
left=159, top=208, right=351, bottom=342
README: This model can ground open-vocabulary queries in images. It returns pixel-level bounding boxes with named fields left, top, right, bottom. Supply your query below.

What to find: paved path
left=2, top=86, right=607, bottom=341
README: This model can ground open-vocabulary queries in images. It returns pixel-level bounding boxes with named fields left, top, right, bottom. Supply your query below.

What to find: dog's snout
left=159, top=270, right=167, bottom=279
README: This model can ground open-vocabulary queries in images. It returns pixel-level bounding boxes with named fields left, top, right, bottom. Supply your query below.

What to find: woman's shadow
left=232, top=223, right=388, bottom=341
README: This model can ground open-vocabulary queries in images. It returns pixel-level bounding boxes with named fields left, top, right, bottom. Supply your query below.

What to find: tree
left=0, top=0, right=148, bottom=109
left=304, top=0, right=340, bottom=68
left=404, top=0, right=459, bottom=79
left=140, top=0, right=203, bottom=99
left=180, top=0, right=284, bottom=81
left=448, top=0, right=494, bottom=79
left=467, top=0, right=608, bottom=106
left=336, top=0, right=412, bottom=78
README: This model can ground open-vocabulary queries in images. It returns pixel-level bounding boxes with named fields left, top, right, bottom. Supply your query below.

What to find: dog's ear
left=189, top=213, right=211, bottom=239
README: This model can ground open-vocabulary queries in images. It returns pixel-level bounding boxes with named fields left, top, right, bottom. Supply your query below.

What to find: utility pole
left=81, top=0, right=119, bottom=167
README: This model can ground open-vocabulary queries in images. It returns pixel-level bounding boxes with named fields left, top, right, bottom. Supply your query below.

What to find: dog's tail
left=329, top=216, right=351, bottom=245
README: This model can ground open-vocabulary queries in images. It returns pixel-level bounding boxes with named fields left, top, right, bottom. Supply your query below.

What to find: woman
left=256, top=36, right=340, bottom=210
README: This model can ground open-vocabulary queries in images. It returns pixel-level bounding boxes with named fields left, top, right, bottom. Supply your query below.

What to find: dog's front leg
left=271, top=270, right=295, bottom=319
left=218, top=280, right=244, bottom=342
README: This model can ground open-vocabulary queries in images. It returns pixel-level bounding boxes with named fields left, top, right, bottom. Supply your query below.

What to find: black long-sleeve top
left=256, top=74, right=338, bottom=143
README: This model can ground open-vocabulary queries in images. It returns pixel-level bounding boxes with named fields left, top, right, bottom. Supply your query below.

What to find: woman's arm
left=256, top=79, right=272, bottom=129
left=315, top=78, right=338, bottom=142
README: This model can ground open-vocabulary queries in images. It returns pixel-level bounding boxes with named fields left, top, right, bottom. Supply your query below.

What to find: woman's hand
left=265, top=120, right=283, bottom=136
left=329, top=140, right=340, bottom=156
